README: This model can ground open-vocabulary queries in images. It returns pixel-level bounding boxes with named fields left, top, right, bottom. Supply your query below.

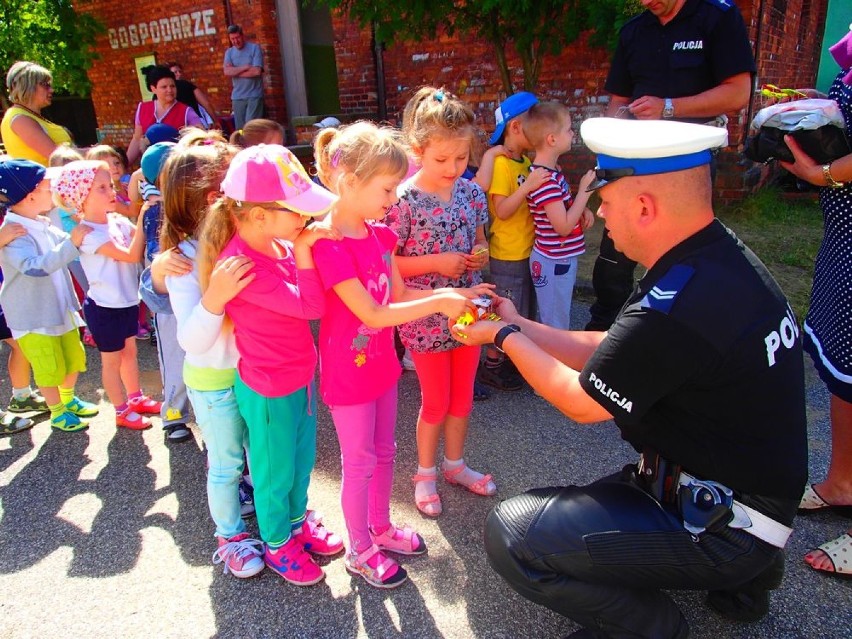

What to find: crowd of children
left=0, top=89, right=594, bottom=588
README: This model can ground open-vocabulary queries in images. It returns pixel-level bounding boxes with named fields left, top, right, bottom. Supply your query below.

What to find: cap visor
left=489, top=125, right=506, bottom=146
left=275, top=186, right=338, bottom=217
left=586, top=176, right=613, bottom=192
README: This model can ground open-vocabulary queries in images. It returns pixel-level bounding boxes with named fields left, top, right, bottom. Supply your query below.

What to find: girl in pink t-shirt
left=311, top=121, right=492, bottom=589
left=196, top=144, right=343, bottom=588
left=385, top=87, right=494, bottom=519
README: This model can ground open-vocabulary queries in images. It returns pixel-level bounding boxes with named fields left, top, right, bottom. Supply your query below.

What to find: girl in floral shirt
left=385, top=87, right=493, bottom=518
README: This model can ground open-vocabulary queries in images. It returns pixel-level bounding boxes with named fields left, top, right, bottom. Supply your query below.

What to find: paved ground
left=0, top=299, right=850, bottom=639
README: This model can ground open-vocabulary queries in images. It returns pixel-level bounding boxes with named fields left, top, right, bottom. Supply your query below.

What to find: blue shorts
left=83, top=298, right=138, bottom=353
left=0, top=310, right=11, bottom=341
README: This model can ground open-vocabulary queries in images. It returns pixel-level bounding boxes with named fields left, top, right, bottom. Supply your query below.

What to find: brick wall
left=78, top=0, right=828, bottom=200
left=77, top=0, right=287, bottom=150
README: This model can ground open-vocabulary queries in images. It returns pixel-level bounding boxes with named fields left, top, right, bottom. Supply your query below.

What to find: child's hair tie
left=330, top=149, right=341, bottom=168
left=236, top=129, right=243, bottom=136
left=202, top=138, right=216, bottom=145
left=433, top=90, right=445, bottom=102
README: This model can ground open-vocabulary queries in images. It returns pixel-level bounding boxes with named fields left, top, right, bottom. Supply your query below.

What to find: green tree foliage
left=0, top=0, right=103, bottom=99
left=314, top=0, right=643, bottom=94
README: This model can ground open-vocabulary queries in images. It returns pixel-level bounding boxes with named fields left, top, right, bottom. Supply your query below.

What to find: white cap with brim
left=581, top=118, right=728, bottom=191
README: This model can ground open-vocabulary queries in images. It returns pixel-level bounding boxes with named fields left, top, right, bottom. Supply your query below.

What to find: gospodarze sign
left=108, top=9, right=217, bottom=49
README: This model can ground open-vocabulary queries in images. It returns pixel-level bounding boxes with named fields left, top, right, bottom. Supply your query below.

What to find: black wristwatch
left=494, top=324, right=521, bottom=353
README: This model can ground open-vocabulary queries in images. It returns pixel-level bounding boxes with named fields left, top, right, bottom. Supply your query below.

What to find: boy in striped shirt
left=525, top=102, right=596, bottom=329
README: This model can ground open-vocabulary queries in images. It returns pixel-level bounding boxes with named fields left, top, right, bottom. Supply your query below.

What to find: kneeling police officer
left=452, top=118, right=807, bottom=639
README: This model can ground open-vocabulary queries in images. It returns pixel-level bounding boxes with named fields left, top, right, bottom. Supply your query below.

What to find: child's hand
left=578, top=169, right=596, bottom=193
left=435, top=291, right=476, bottom=321
left=465, top=244, right=489, bottom=271
left=294, top=221, right=342, bottom=249
left=522, top=167, right=549, bottom=194
left=202, top=255, right=256, bottom=315
left=456, top=283, right=497, bottom=300
left=437, top=252, right=469, bottom=279
left=69, top=224, right=93, bottom=247
left=483, top=144, right=509, bottom=160
left=580, top=207, right=595, bottom=230
left=152, top=247, right=193, bottom=279
left=0, top=223, right=26, bottom=248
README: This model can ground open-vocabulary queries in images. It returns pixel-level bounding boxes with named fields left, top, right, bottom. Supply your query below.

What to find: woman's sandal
left=442, top=463, right=497, bottom=496
left=798, top=484, right=852, bottom=517
left=805, top=533, right=852, bottom=577
left=411, top=473, right=442, bottom=517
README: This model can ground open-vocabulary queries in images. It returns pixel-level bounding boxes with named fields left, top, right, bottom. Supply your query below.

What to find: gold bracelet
left=823, top=163, right=844, bottom=188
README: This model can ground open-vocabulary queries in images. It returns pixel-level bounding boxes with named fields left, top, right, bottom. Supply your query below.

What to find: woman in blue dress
left=781, top=25, right=852, bottom=577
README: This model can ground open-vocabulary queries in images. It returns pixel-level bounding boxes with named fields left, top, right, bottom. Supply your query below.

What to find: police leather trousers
left=586, top=232, right=636, bottom=331
left=484, top=471, right=781, bottom=639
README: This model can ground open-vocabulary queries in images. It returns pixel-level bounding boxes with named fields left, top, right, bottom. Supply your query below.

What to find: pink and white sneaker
left=292, top=510, right=344, bottom=556
left=212, top=533, right=265, bottom=578
left=264, top=537, right=325, bottom=586
left=370, top=523, right=427, bottom=556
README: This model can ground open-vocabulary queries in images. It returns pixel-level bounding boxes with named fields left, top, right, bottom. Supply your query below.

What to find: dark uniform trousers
left=484, top=470, right=782, bottom=639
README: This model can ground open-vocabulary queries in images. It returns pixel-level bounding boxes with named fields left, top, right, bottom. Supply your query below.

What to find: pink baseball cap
left=221, top=144, right=337, bottom=217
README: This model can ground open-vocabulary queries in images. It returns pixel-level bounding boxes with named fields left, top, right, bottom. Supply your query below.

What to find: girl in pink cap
left=311, top=121, right=492, bottom=588
left=53, top=160, right=162, bottom=430
left=196, top=144, right=344, bottom=587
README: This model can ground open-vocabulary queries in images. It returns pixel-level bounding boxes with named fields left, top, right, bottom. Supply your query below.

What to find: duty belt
left=676, top=471, right=793, bottom=548
left=637, top=453, right=792, bottom=548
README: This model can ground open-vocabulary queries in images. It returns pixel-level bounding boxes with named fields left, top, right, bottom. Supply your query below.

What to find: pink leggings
left=411, top=345, right=481, bottom=424
left=329, top=384, right=398, bottom=554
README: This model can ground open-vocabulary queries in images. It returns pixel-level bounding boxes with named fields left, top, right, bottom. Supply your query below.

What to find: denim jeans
left=187, top=386, right=248, bottom=539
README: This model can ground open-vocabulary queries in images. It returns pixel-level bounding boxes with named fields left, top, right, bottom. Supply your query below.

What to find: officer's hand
left=779, top=135, right=823, bottom=186
left=628, top=95, right=664, bottom=120
left=492, top=296, right=521, bottom=324
left=451, top=318, right=504, bottom=346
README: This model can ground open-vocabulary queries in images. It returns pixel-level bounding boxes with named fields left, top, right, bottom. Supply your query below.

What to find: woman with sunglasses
left=1, top=61, right=73, bottom=166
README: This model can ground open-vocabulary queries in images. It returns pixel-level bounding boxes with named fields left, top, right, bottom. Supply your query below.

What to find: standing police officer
left=451, top=118, right=807, bottom=639
left=588, top=0, right=757, bottom=330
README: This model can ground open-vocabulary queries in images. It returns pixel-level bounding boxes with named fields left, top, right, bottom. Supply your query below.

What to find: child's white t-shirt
left=79, top=213, right=140, bottom=308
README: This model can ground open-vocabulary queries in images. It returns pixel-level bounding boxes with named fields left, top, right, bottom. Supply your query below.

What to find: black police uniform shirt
left=578, top=220, right=808, bottom=509
left=605, top=0, right=757, bottom=122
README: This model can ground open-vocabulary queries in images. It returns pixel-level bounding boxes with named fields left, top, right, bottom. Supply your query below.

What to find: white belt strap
left=678, top=472, right=793, bottom=548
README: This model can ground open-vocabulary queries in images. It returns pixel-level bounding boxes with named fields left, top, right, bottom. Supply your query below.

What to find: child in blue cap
left=0, top=159, right=99, bottom=432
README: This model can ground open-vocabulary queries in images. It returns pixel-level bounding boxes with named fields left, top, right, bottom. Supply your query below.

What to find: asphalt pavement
left=0, top=301, right=849, bottom=639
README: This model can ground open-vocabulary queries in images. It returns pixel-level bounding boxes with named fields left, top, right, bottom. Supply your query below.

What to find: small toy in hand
left=456, top=296, right=501, bottom=327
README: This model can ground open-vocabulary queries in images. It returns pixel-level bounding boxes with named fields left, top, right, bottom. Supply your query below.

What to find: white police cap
left=581, top=118, right=728, bottom=190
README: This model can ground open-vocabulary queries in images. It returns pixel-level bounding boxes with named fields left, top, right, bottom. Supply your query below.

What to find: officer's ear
left=635, top=192, right=658, bottom=228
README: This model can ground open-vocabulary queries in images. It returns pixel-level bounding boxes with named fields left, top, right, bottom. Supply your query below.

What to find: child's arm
left=532, top=169, right=596, bottom=236
left=395, top=252, right=469, bottom=280
left=169, top=255, right=254, bottom=355
left=1, top=224, right=90, bottom=276
left=332, top=253, right=486, bottom=330
left=492, top=166, right=549, bottom=220
left=126, top=169, right=144, bottom=221
left=472, top=145, right=507, bottom=191
left=93, top=215, right=145, bottom=264
left=227, top=227, right=338, bottom=320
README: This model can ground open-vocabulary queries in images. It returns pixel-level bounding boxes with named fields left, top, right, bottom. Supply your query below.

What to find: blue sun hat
left=489, top=92, right=539, bottom=145
left=581, top=118, right=728, bottom=191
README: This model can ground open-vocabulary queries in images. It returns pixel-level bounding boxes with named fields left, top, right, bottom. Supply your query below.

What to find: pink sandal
left=371, top=523, right=427, bottom=556
left=412, top=473, right=442, bottom=517
left=442, top=463, right=497, bottom=496
left=128, top=394, right=162, bottom=415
